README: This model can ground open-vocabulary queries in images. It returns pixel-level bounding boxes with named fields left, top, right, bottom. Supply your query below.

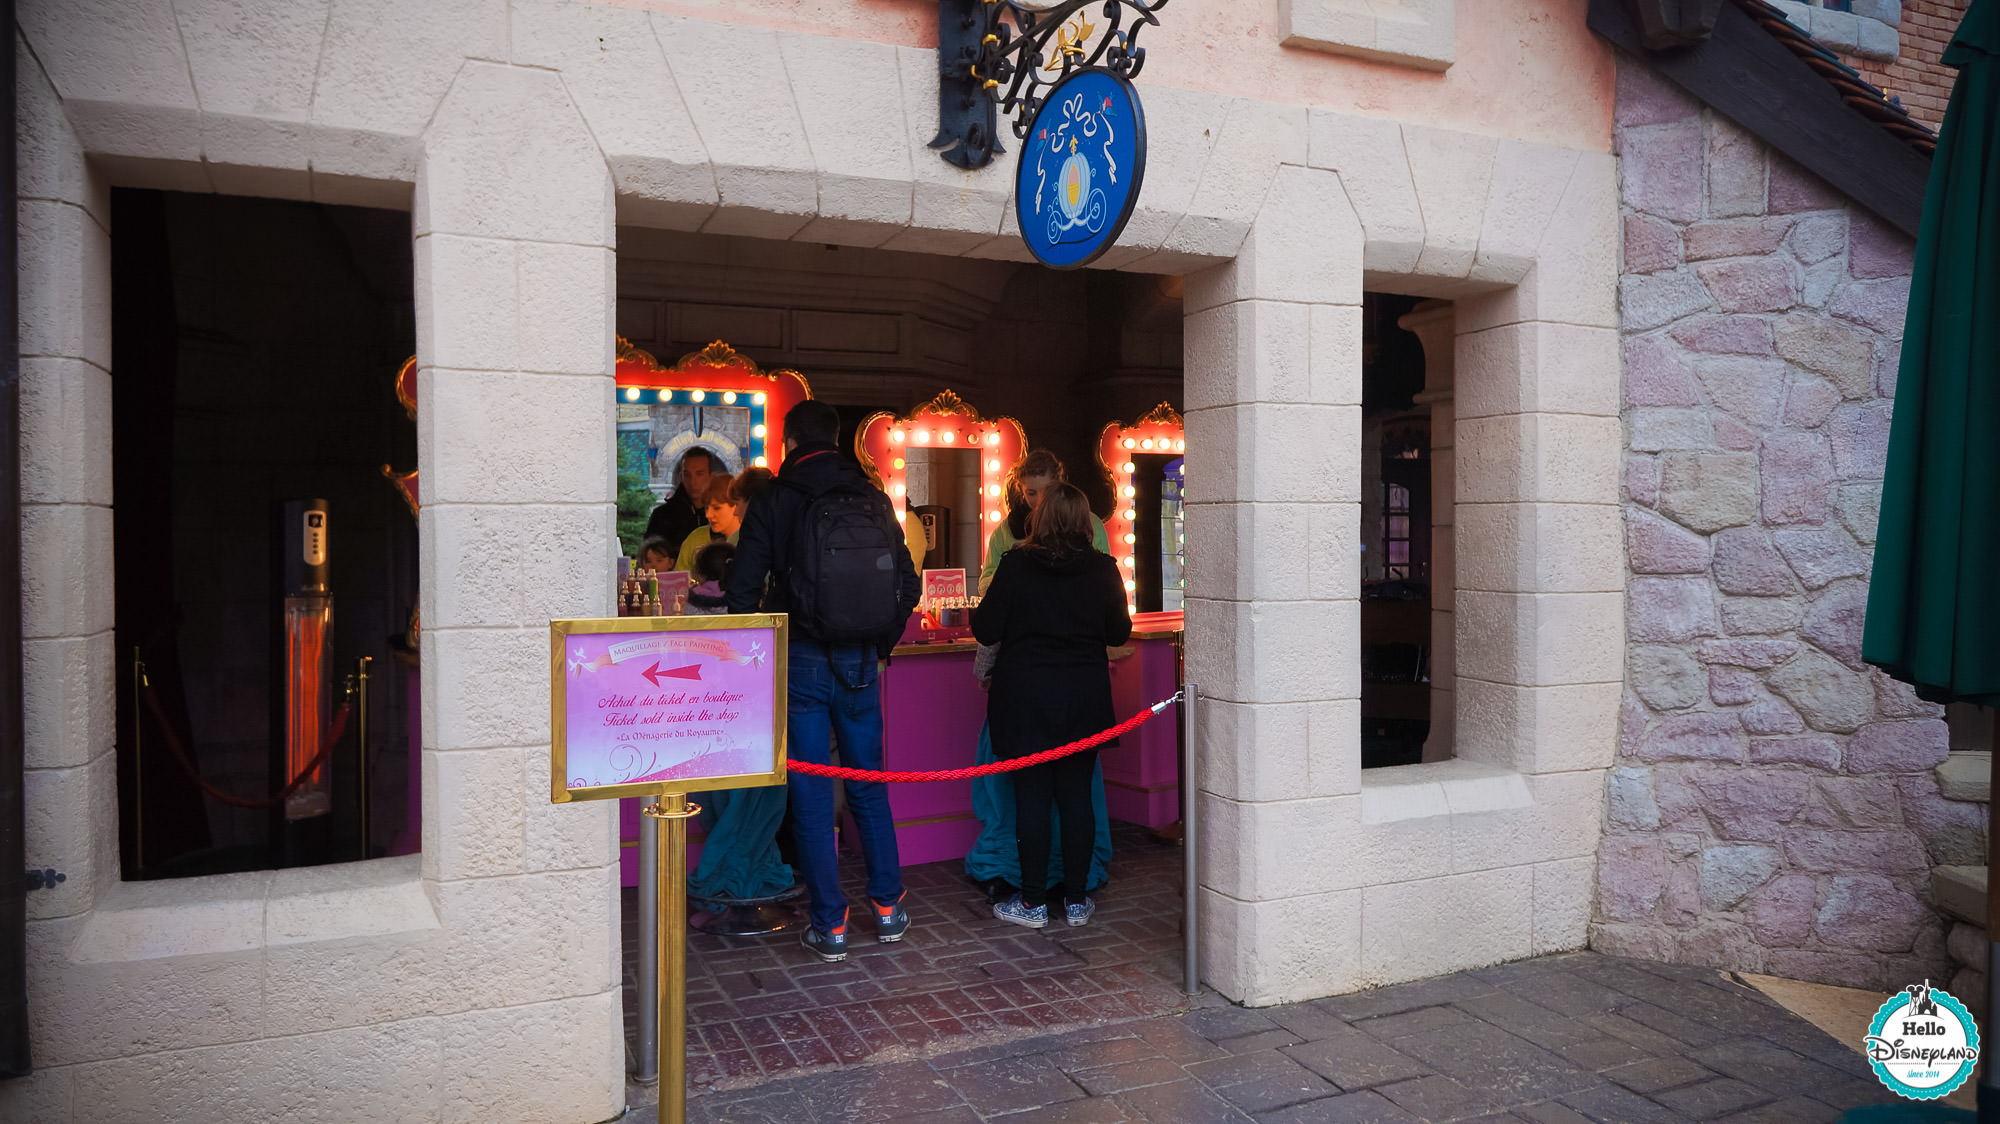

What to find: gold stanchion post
left=355, top=655, right=372, bottom=858
left=647, top=793, right=699, bottom=1123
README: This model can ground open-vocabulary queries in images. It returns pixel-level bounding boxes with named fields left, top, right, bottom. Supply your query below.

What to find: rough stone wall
left=1595, top=59, right=1984, bottom=991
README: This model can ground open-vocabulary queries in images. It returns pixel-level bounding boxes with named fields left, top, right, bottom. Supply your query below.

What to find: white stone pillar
left=16, top=34, right=116, bottom=923
left=1183, top=163, right=1367, bottom=1005
left=1399, top=301, right=1455, bottom=763
left=414, top=62, right=623, bottom=1119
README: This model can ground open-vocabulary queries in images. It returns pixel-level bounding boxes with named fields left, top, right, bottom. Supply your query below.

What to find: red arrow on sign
left=641, top=661, right=702, bottom=687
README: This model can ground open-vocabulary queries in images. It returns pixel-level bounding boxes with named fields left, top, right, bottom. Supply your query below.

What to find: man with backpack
left=727, top=400, right=922, bottom=961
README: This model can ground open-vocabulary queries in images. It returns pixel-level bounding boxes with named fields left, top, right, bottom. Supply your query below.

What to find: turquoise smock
left=965, top=718, right=1113, bottom=892
left=687, top=786, right=794, bottom=902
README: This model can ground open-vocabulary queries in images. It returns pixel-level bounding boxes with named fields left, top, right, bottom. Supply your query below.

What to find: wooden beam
left=1590, top=0, right=1929, bottom=237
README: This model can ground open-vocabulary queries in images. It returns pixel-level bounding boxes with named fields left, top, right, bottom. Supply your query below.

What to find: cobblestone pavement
left=671, top=951, right=1910, bottom=1123
left=623, top=822, right=1195, bottom=1098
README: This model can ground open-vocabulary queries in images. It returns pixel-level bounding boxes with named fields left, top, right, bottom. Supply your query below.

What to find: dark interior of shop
left=612, top=228, right=1186, bottom=608
left=1359, top=293, right=1434, bottom=769
left=109, top=189, right=419, bottom=879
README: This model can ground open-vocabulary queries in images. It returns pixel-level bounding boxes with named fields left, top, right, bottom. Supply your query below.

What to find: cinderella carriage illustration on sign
left=1046, top=134, right=1109, bottom=245
left=1016, top=68, right=1144, bottom=269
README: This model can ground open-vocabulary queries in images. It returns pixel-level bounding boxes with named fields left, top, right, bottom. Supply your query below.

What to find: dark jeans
left=787, top=642, right=903, bottom=933
left=1010, top=749, right=1099, bottom=909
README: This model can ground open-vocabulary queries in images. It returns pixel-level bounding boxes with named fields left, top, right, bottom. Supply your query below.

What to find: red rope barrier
left=785, top=693, right=1180, bottom=783
left=141, top=682, right=354, bottom=809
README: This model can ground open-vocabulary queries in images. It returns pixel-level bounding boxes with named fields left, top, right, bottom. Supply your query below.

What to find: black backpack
left=783, top=476, right=907, bottom=643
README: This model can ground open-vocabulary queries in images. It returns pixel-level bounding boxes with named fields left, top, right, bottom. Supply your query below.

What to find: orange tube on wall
left=283, top=593, right=333, bottom=821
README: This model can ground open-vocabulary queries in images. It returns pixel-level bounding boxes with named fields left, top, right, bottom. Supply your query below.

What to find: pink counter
left=618, top=620, right=1184, bottom=882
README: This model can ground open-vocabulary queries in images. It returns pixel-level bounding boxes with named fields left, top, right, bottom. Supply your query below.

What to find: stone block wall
left=1594, top=59, right=1983, bottom=991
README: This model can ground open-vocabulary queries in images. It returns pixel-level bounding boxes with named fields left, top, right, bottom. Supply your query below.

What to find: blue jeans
left=786, top=642, right=903, bottom=933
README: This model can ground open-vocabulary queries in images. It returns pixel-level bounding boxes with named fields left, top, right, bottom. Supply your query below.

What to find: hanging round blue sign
left=1015, top=69, right=1147, bottom=270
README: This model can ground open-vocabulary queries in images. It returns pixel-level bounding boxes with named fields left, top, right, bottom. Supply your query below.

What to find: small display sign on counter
left=549, top=614, right=788, bottom=802
left=656, top=571, right=692, bottom=616
left=922, top=568, right=970, bottom=604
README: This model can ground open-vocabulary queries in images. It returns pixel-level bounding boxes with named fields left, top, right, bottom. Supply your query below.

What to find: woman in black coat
left=973, top=482, right=1133, bottom=929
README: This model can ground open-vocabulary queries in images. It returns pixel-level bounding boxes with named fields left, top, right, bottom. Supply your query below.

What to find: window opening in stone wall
left=1361, top=293, right=1439, bottom=768
left=111, top=189, right=419, bottom=880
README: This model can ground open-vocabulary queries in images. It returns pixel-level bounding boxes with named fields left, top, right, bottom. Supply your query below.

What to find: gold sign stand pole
left=646, top=793, right=700, bottom=1123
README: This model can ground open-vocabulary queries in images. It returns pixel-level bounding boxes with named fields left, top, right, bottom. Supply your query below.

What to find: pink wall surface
left=602, top=0, right=1616, bottom=153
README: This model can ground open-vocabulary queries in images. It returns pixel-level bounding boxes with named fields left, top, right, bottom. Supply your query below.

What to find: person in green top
left=967, top=448, right=1113, bottom=897
left=977, top=449, right=1109, bottom=595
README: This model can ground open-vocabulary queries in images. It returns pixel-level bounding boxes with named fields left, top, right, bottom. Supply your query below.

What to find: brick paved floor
left=666, top=951, right=1918, bottom=1123
left=623, top=821, right=1199, bottom=1099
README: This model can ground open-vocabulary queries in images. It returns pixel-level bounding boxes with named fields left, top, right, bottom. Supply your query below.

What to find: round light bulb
left=623, top=387, right=640, bottom=402
left=754, top=455, right=768, bottom=467
left=752, top=392, right=767, bottom=405
left=896, top=509, right=907, bottom=523
left=1124, top=533, right=1137, bottom=545
left=1127, top=603, right=1138, bottom=615
left=691, top=390, right=706, bottom=403
left=1122, top=438, right=1136, bottom=450
left=941, top=430, right=955, bottom=444
left=893, top=457, right=906, bottom=469
left=1141, top=438, right=1155, bottom=450
left=1122, top=508, right=1136, bottom=521
left=1121, top=461, right=1135, bottom=474
left=893, top=483, right=907, bottom=496
left=661, top=391, right=674, bottom=403
left=1123, top=555, right=1136, bottom=568
left=891, top=429, right=906, bottom=444
left=986, top=459, right=1001, bottom=473
left=1175, top=440, right=1186, bottom=452
left=989, top=510, right=1003, bottom=523
left=987, top=484, right=1001, bottom=497
left=986, top=432, right=1001, bottom=446
left=1122, top=485, right=1136, bottom=498
left=722, top=391, right=738, bottom=405
left=1124, top=579, right=1137, bottom=592
left=752, top=424, right=768, bottom=438
left=916, top=429, right=931, bottom=444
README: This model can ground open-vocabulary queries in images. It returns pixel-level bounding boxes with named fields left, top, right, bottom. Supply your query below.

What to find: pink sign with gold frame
left=549, top=614, right=789, bottom=802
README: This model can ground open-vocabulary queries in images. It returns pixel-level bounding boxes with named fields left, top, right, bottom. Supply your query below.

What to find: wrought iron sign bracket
left=931, top=0, right=1167, bottom=170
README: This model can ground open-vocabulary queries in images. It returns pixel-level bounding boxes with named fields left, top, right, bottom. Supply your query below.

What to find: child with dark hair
left=687, top=540, right=735, bottom=615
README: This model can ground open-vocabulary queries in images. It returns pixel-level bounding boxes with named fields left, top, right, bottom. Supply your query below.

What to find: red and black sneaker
left=874, top=892, right=911, bottom=943
left=800, top=915, right=848, bottom=962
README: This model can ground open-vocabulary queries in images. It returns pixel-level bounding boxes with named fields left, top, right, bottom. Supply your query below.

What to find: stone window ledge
left=71, top=854, right=437, bottom=963
left=1360, top=758, right=1531, bottom=824
left=1771, top=0, right=1900, bottom=61
left=1279, top=0, right=1455, bottom=72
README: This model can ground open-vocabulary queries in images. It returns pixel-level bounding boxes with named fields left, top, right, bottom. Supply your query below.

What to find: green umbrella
left=1862, top=0, right=2000, bottom=707
left=1858, top=9, right=1999, bottom=1123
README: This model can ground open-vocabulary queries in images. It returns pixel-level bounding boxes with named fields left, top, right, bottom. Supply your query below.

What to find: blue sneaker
left=874, top=893, right=911, bottom=943
left=993, top=894, right=1048, bottom=929
left=800, top=920, right=848, bottom=962
left=1064, top=899, right=1096, bottom=928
